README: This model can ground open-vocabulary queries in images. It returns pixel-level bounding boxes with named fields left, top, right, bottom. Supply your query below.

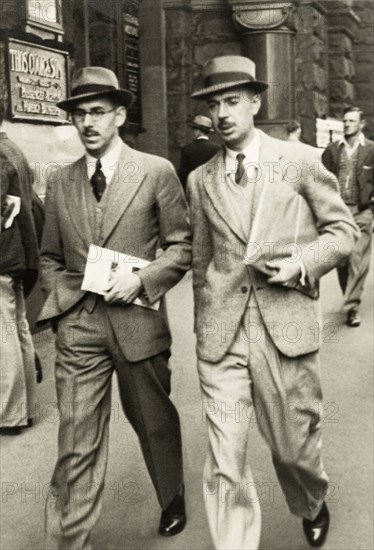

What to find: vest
left=338, top=146, right=360, bottom=205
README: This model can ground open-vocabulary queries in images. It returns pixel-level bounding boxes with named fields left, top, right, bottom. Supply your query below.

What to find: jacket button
left=241, top=286, right=248, bottom=293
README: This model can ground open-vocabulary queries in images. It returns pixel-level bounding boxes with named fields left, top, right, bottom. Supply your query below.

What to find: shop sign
left=7, top=38, right=69, bottom=124
left=123, top=0, right=142, bottom=127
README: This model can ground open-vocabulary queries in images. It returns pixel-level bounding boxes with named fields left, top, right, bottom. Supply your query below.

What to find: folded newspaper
left=81, top=244, right=160, bottom=311
left=2, top=195, right=21, bottom=229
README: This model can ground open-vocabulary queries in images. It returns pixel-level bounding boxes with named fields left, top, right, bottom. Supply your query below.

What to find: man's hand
left=104, top=270, right=143, bottom=304
left=266, top=259, right=301, bottom=288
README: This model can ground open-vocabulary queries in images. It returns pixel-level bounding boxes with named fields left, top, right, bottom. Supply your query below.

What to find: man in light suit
left=178, top=114, right=220, bottom=189
left=187, top=56, right=358, bottom=549
left=322, top=106, right=374, bottom=327
left=39, top=67, right=191, bottom=549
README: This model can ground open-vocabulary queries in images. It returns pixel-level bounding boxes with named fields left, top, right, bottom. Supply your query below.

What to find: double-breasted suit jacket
left=187, top=130, right=358, bottom=362
left=39, top=142, right=192, bottom=361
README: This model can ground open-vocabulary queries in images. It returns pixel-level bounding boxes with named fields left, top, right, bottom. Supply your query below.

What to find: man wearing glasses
left=39, top=67, right=191, bottom=549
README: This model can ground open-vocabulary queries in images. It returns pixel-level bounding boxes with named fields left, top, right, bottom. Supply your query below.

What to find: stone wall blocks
left=329, top=80, right=354, bottom=103
left=191, top=12, right=236, bottom=40
left=311, top=36, right=325, bottom=62
left=166, top=11, right=192, bottom=37
left=329, top=56, right=352, bottom=79
left=194, top=42, right=240, bottom=66
left=328, top=33, right=352, bottom=53
left=313, top=92, right=328, bottom=118
left=354, top=82, right=374, bottom=101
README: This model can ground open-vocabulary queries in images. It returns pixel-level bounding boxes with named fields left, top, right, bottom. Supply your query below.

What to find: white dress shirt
left=86, top=137, right=123, bottom=185
left=338, top=132, right=366, bottom=158
left=225, top=130, right=260, bottom=185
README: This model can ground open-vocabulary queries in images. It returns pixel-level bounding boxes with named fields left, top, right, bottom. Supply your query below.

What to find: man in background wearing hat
left=178, top=114, right=220, bottom=190
left=187, top=55, right=358, bottom=549
left=39, top=66, right=191, bottom=549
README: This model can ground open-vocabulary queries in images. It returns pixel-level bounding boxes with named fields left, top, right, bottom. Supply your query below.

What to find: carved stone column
left=229, top=1, right=297, bottom=137
left=326, top=2, right=360, bottom=119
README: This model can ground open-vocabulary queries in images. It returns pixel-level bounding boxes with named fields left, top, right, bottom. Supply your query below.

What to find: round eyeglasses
left=71, top=107, right=117, bottom=123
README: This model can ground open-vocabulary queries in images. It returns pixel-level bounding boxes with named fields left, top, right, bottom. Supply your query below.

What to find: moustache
left=83, top=131, right=100, bottom=137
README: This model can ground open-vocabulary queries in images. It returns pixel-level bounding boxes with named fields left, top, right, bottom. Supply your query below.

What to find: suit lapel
left=255, top=130, right=283, bottom=214
left=100, top=143, right=146, bottom=245
left=203, top=133, right=284, bottom=244
left=203, top=150, right=248, bottom=243
left=63, top=156, right=94, bottom=243
left=356, top=141, right=371, bottom=168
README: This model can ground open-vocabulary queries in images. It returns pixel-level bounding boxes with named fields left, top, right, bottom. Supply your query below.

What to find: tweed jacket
left=322, top=137, right=374, bottom=211
left=187, top=130, right=358, bottom=362
left=39, top=142, right=192, bottom=361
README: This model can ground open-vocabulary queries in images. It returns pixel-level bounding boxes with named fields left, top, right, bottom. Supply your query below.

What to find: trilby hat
left=188, top=115, right=215, bottom=132
left=191, top=55, right=268, bottom=99
left=57, top=66, right=134, bottom=111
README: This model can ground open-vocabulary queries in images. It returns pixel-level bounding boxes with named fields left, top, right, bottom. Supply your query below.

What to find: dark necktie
left=235, top=153, right=246, bottom=186
left=91, top=159, right=106, bottom=201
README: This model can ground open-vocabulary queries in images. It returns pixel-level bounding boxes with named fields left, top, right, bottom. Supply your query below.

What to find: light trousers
left=197, top=293, right=328, bottom=550
left=0, top=274, right=36, bottom=427
left=337, top=206, right=373, bottom=312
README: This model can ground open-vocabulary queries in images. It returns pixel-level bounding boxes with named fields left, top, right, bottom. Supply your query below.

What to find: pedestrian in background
left=178, top=114, right=220, bottom=189
left=286, top=119, right=302, bottom=142
left=0, top=100, right=39, bottom=436
left=187, top=55, right=358, bottom=550
left=322, top=106, right=374, bottom=327
left=39, top=67, right=191, bottom=549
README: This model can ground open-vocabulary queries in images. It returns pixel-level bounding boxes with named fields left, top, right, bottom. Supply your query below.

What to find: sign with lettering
left=7, top=39, right=69, bottom=123
left=123, top=0, right=142, bottom=128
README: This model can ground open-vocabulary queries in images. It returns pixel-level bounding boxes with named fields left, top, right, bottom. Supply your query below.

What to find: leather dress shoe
left=347, top=309, right=360, bottom=327
left=159, top=484, right=186, bottom=537
left=303, top=502, right=330, bottom=547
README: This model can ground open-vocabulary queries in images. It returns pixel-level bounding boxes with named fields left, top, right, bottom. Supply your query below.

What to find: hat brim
left=188, top=122, right=214, bottom=132
left=57, top=89, right=134, bottom=111
left=191, top=79, right=268, bottom=99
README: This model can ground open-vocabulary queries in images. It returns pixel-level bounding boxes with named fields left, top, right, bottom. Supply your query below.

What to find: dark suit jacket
left=178, top=138, right=221, bottom=188
left=39, top=142, right=192, bottom=362
left=187, top=130, right=358, bottom=362
left=0, top=132, right=39, bottom=295
left=322, top=137, right=374, bottom=211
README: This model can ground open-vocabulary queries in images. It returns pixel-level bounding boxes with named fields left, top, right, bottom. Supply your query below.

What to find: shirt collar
left=225, top=129, right=260, bottom=171
left=338, top=132, right=366, bottom=148
left=196, top=135, right=209, bottom=141
left=86, top=137, right=123, bottom=184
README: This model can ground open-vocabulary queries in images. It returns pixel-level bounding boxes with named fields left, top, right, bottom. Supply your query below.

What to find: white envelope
left=81, top=244, right=160, bottom=311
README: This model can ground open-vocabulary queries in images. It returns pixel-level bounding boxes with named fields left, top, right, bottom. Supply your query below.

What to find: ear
left=115, top=106, right=127, bottom=128
left=252, top=94, right=261, bottom=115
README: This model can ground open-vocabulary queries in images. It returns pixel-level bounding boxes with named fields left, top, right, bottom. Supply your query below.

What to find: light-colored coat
left=39, top=142, right=192, bottom=361
left=187, top=130, right=358, bottom=362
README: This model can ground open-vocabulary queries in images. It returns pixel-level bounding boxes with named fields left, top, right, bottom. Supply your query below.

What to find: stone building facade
left=164, top=0, right=374, bottom=165
left=0, top=0, right=373, bottom=180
